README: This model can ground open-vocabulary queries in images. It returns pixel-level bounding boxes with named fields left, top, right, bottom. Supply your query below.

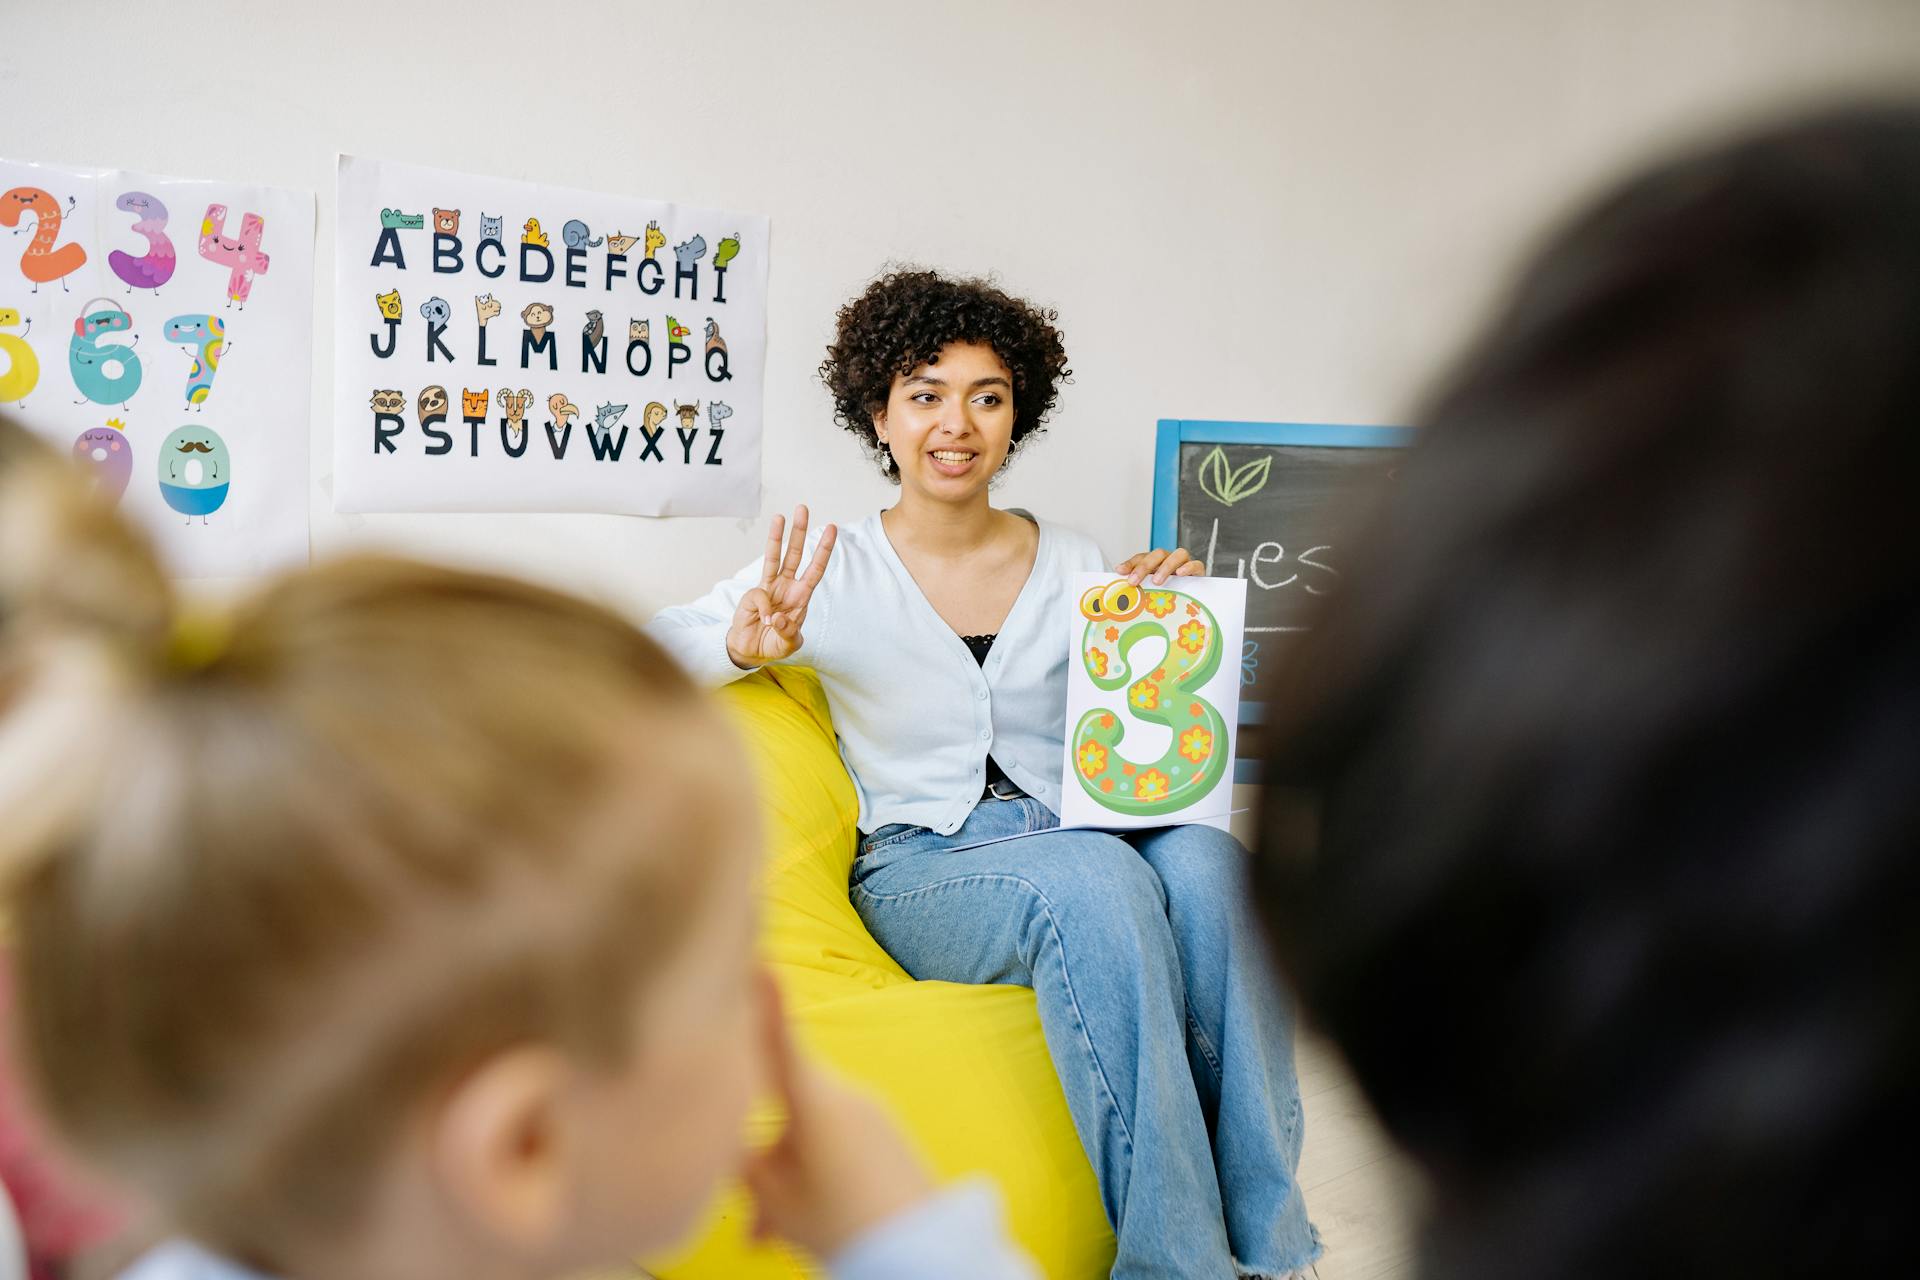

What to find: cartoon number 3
left=1071, top=580, right=1230, bottom=817
left=0, top=309, right=40, bottom=404
left=109, top=191, right=177, bottom=294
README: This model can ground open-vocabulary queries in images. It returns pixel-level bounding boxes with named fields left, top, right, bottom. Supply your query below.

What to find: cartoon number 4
left=199, top=204, right=270, bottom=308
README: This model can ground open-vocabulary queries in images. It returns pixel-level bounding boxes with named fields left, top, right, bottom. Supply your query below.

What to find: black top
left=961, top=634, right=1015, bottom=794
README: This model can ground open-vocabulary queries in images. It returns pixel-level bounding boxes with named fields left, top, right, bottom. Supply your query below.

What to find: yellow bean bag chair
left=645, top=669, right=1116, bottom=1278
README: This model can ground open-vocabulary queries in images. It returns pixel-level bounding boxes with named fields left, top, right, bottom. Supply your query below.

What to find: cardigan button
left=979, top=728, right=991, bottom=740
left=976, top=688, right=987, bottom=701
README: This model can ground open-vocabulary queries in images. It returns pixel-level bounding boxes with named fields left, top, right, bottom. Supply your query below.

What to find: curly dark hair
left=819, top=269, right=1071, bottom=481
left=1257, top=105, right=1920, bottom=1279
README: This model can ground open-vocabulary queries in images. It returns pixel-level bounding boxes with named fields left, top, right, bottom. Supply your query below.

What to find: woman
left=648, top=270, right=1318, bottom=1278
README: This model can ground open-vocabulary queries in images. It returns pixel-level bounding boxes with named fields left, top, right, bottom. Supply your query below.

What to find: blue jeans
left=850, top=797, right=1320, bottom=1279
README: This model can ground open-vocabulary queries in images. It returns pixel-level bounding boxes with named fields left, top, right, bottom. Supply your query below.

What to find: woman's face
left=874, top=340, right=1015, bottom=501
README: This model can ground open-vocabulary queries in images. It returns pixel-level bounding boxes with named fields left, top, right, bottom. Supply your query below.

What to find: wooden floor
left=1295, top=1032, right=1425, bottom=1280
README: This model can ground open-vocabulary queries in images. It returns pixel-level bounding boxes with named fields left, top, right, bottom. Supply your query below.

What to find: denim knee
left=1137, top=824, right=1250, bottom=908
left=1009, top=834, right=1175, bottom=961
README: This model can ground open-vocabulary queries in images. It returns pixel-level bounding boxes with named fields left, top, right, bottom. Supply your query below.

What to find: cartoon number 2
left=0, top=309, right=40, bottom=402
left=0, top=187, right=88, bottom=289
left=1071, top=580, right=1230, bottom=817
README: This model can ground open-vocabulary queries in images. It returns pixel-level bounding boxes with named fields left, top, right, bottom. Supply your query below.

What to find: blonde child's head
left=0, top=428, right=766, bottom=1277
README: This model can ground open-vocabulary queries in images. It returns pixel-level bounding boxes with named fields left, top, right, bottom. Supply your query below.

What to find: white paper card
left=332, top=155, right=767, bottom=516
left=2, top=156, right=314, bottom=580
left=1058, top=573, right=1247, bottom=831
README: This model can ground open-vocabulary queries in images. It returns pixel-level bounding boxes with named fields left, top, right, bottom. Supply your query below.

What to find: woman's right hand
left=727, top=505, right=837, bottom=670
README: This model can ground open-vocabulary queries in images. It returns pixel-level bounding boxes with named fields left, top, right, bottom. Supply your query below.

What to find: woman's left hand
left=1116, top=547, right=1205, bottom=585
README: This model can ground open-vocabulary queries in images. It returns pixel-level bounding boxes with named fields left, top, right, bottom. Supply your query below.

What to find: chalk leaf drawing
left=1198, top=446, right=1271, bottom=507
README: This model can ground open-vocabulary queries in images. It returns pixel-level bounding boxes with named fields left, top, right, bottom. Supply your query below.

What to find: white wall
left=5, top=0, right=1918, bottom=620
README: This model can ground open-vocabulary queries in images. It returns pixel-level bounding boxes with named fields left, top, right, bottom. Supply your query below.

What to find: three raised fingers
left=763, top=504, right=839, bottom=595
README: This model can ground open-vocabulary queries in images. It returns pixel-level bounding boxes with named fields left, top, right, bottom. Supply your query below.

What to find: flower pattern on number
left=1078, top=740, right=1108, bottom=779
left=1179, top=726, right=1213, bottom=764
left=1135, top=769, right=1171, bottom=801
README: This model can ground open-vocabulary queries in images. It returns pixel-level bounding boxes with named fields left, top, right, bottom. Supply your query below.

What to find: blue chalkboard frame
left=1149, top=419, right=1417, bottom=781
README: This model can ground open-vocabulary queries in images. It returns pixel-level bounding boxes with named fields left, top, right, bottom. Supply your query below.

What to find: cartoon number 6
left=1071, top=580, right=1229, bottom=817
left=69, top=299, right=144, bottom=408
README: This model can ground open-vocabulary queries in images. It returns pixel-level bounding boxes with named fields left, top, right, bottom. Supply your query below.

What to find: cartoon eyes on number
left=1100, top=580, right=1144, bottom=621
left=1083, top=580, right=1146, bottom=621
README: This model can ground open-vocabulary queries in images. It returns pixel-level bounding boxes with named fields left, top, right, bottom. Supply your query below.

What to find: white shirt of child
left=115, top=1180, right=1037, bottom=1280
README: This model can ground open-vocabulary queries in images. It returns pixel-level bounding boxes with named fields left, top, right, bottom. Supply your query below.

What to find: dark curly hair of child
left=820, top=269, right=1071, bottom=481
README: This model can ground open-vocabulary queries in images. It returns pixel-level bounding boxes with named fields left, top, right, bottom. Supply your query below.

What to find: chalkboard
left=1150, top=420, right=1414, bottom=780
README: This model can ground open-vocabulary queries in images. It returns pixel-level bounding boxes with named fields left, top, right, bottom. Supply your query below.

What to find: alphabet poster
left=1058, top=573, right=1247, bottom=832
left=332, top=155, right=768, bottom=516
left=1, top=156, right=314, bottom=579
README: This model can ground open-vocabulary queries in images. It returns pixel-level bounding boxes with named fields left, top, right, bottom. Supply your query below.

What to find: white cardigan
left=646, top=511, right=1108, bottom=835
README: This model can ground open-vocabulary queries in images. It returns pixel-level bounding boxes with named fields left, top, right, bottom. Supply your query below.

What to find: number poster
left=1, top=156, right=315, bottom=579
left=333, top=155, right=769, bottom=516
left=1059, top=573, right=1248, bottom=831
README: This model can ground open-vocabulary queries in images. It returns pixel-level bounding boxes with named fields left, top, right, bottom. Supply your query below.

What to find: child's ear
left=431, top=1044, right=575, bottom=1252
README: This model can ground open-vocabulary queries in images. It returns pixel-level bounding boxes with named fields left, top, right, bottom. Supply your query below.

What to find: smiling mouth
left=930, top=449, right=977, bottom=465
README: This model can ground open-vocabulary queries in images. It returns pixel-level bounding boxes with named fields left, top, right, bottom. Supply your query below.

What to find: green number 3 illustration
left=1071, top=579, right=1228, bottom=816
